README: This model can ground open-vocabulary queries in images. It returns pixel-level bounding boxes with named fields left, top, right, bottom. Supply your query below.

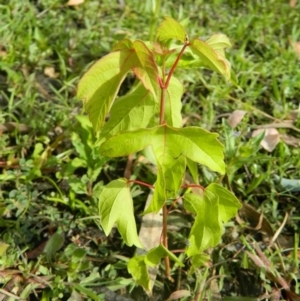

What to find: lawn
left=0, top=0, right=300, bottom=300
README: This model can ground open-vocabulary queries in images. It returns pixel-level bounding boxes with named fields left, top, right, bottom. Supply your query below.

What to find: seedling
left=77, top=17, right=241, bottom=291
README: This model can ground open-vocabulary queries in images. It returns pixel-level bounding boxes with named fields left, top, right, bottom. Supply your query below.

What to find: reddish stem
left=167, top=196, right=183, bottom=214
left=158, top=41, right=189, bottom=125
left=162, top=204, right=171, bottom=279
left=127, top=180, right=154, bottom=189
left=164, top=41, right=189, bottom=89
left=158, top=40, right=189, bottom=281
left=157, top=76, right=164, bottom=89
left=159, top=87, right=166, bottom=124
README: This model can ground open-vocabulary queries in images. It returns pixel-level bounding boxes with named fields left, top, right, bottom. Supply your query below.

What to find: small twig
left=176, top=266, right=182, bottom=291
left=0, top=289, right=25, bottom=300
left=0, top=122, right=32, bottom=133
left=270, top=212, right=289, bottom=246
left=255, top=122, right=296, bottom=129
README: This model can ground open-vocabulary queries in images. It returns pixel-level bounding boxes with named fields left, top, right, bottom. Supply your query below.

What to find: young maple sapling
left=77, top=17, right=241, bottom=290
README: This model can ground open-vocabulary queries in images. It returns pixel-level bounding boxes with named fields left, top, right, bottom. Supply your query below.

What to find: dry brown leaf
left=280, top=134, right=300, bottom=147
left=136, top=191, right=162, bottom=292
left=182, top=116, right=189, bottom=126
left=26, top=241, right=47, bottom=259
left=44, top=66, right=59, bottom=78
left=247, top=245, right=290, bottom=290
left=5, top=274, right=24, bottom=295
left=252, top=128, right=280, bottom=152
left=287, top=108, right=300, bottom=120
left=292, top=41, right=300, bottom=59
left=238, top=203, right=274, bottom=237
left=255, top=121, right=294, bottom=129
left=166, top=290, right=191, bottom=301
left=0, top=269, right=20, bottom=281
left=238, top=203, right=294, bottom=249
left=209, top=279, right=222, bottom=301
left=26, top=275, right=54, bottom=289
left=255, top=120, right=300, bottom=133
left=137, top=191, right=162, bottom=252
left=227, top=110, right=247, bottom=128
left=66, top=0, right=84, bottom=5
left=0, top=45, right=7, bottom=57
left=290, top=0, right=297, bottom=7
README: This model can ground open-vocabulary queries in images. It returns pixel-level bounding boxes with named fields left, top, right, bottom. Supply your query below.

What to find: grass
left=0, top=0, right=300, bottom=300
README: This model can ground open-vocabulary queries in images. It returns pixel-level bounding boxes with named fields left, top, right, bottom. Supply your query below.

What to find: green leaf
left=43, top=232, right=64, bottom=262
left=100, top=125, right=224, bottom=174
left=184, top=191, right=222, bottom=256
left=206, top=183, right=242, bottom=222
left=68, top=177, right=87, bottom=194
left=112, top=38, right=134, bottom=51
left=189, top=38, right=231, bottom=80
left=72, top=248, right=87, bottom=263
left=80, top=270, right=101, bottom=284
left=172, top=127, right=225, bottom=174
left=127, top=255, right=150, bottom=291
left=20, top=283, right=38, bottom=299
left=186, top=158, right=199, bottom=184
left=78, top=42, right=159, bottom=131
left=164, top=76, right=184, bottom=127
left=0, top=242, right=9, bottom=256
left=77, top=51, right=133, bottom=130
left=189, top=253, right=210, bottom=275
left=100, top=127, right=156, bottom=157
left=73, top=284, right=99, bottom=300
left=164, top=46, right=200, bottom=68
left=76, top=114, right=94, bottom=133
left=100, top=125, right=225, bottom=213
left=128, top=246, right=184, bottom=291
left=191, top=253, right=210, bottom=268
left=183, top=189, right=204, bottom=214
left=99, top=82, right=157, bottom=140
left=156, top=17, right=187, bottom=43
left=71, top=132, right=90, bottom=162
left=63, top=158, right=87, bottom=177
left=75, top=115, right=95, bottom=150
left=99, top=179, right=143, bottom=248
left=206, top=34, right=231, bottom=54
left=148, top=154, right=186, bottom=213
left=132, top=40, right=159, bottom=97
left=145, top=244, right=184, bottom=267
